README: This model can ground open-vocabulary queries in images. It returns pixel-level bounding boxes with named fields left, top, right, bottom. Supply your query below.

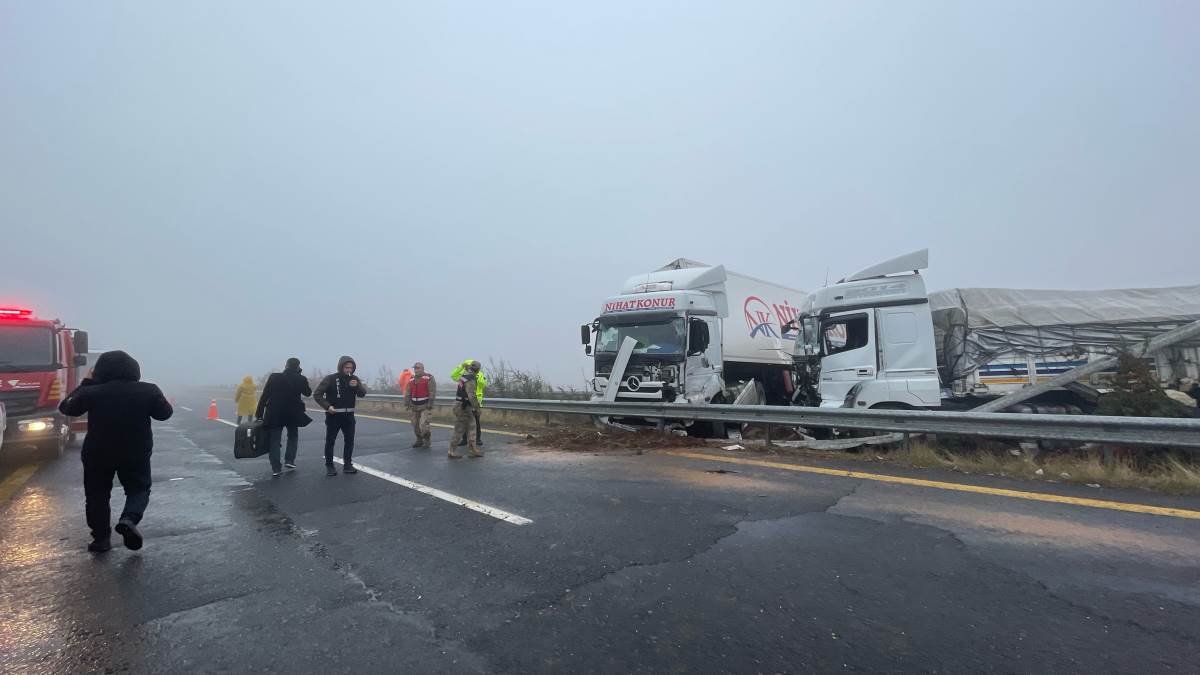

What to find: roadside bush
left=1096, top=352, right=1196, bottom=418
left=485, top=358, right=587, bottom=400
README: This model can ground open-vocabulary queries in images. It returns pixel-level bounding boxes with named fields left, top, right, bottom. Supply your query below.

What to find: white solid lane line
left=207, top=416, right=533, bottom=525
left=330, top=457, right=533, bottom=526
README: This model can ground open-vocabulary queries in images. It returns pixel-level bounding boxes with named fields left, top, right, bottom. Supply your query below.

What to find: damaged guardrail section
left=364, top=394, right=1200, bottom=450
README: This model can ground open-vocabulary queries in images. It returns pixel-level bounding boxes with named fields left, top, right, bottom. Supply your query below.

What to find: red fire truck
left=0, top=307, right=89, bottom=457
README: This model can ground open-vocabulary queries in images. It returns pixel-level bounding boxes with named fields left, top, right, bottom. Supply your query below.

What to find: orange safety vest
left=398, top=369, right=413, bottom=394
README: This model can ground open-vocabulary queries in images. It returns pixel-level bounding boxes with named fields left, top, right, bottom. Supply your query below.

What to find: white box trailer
left=581, top=259, right=806, bottom=416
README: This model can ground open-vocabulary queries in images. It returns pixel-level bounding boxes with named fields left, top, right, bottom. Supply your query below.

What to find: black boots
left=114, top=518, right=143, bottom=551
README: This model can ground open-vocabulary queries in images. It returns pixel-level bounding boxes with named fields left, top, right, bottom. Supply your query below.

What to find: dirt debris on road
left=524, top=427, right=703, bottom=453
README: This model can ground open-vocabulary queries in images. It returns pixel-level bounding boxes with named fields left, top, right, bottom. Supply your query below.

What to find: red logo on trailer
left=744, top=297, right=801, bottom=339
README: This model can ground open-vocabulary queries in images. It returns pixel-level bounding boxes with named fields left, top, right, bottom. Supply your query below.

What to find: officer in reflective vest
left=404, top=362, right=437, bottom=448
left=450, top=358, right=487, bottom=448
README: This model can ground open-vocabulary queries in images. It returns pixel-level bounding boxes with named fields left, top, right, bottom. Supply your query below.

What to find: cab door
left=817, top=311, right=875, bottom=406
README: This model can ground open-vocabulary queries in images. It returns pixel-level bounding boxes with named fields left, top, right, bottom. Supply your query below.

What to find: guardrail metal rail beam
left=361, top=394, right=1200, bottom=449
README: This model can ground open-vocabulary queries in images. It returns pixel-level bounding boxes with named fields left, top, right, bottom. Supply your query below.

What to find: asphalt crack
left=138, top=588, right=272, bottom=625
left=878, top=508, right=1200, bottom=645
left=523, top=482, right=863, bottom=615
left=1032, top=579, right=1200, bottom=643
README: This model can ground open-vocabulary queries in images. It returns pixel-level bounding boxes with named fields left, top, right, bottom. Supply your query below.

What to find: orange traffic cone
left=207, top=399, right=219, bottom=420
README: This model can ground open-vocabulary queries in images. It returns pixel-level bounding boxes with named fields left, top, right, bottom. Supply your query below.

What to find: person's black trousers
left=83, top=453, right=151, bottom=541
left=324, top=414, right=356, bottom=466
left=266, top=425, right=299, bottom=472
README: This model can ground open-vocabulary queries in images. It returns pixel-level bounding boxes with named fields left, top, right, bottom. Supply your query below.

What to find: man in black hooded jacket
left=313, top=355, right=366, bottom=476
left=59, top=350, right=173, bottom=552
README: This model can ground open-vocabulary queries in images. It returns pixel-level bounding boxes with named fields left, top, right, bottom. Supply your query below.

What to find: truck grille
left=0, top=391, right=41, bottom=417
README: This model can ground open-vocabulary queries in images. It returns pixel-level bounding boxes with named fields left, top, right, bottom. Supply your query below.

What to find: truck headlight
left=19, top=417, right=54, bottom=433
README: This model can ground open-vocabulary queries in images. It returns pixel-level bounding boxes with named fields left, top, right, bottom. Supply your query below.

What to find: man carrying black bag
left=256, top=357, right=313, bottom=476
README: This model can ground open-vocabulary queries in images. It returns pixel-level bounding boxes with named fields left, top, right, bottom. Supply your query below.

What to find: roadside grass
left=887, top=442, right=1200, bottom=495
left=356, top=398, right=588, bottom=434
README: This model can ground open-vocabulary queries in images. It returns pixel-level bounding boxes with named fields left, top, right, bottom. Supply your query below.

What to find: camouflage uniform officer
left=449, top=362, right=483, bottom=459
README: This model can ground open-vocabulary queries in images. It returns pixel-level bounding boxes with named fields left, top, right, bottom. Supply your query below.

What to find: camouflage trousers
left=411, top=405, right=432, bottom=445
left=451, top=404, right=481, bottom=457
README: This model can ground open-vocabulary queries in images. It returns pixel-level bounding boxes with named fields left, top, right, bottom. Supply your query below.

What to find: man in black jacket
left=256, top=357, right=313, bottom=476
left=313, top=355, right=366, bottom=476
left=58, top=350, right=173, bottom=553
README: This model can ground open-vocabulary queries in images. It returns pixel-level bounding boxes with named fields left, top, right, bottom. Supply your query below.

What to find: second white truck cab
left=795, top=250, right=941, bottom=409
left=794, top=249, right=1200, bottom=413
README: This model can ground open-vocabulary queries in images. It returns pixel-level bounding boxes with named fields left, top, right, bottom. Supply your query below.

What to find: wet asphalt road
left=3, top=392, right=1200, bottom=674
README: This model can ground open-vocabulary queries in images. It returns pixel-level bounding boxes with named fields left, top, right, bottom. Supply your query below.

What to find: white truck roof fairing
left=841, top=249, right=928, bottom=283
left=807, top=273, right=929, bottom=317
left=622, top=264, right=727, bottom=294
left=620, top=263, right=729, bottom=316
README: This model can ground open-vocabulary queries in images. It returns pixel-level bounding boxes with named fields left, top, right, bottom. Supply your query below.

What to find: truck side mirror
left=688, top=319, right=710, bottom=355
left=73, top=331, right=89, bottom=355
left=580, top=324, right=591, bottom=345
left=585, top=345, right=593, bottom=356
left=73, top=355, right=88, bottom=367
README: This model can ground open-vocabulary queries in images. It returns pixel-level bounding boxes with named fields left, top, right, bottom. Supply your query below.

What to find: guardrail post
left=765, top=423, right=774, bottom=448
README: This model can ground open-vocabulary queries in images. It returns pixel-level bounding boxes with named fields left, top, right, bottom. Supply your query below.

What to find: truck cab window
left=0, top=325, right=55, bottom=369
left=822, top=315, right=868, bottom=356
left=597, top=319, right=686, bottom=355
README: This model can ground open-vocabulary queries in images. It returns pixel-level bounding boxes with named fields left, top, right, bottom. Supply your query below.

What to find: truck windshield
left=0, top=325, right=55, bottom=371
left=596, top=319, right=686, bottom=355
left=797, top=316, right=821, bottom=355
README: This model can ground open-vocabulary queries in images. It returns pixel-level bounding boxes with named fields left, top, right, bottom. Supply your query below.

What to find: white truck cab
left=794, top=250, right=941, bottom=409
left=586, top=264, right=727, bottom=406
left=794, top=250, right=1200, bottom=413
left=582, top=260, right=805, bottom=422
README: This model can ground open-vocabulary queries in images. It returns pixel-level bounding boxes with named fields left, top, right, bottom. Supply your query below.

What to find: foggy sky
left=2, top=2, right=1198, bottom=389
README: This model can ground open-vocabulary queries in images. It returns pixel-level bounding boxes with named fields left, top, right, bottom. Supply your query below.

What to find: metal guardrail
left=362, top=394, right=1200, bottom=449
